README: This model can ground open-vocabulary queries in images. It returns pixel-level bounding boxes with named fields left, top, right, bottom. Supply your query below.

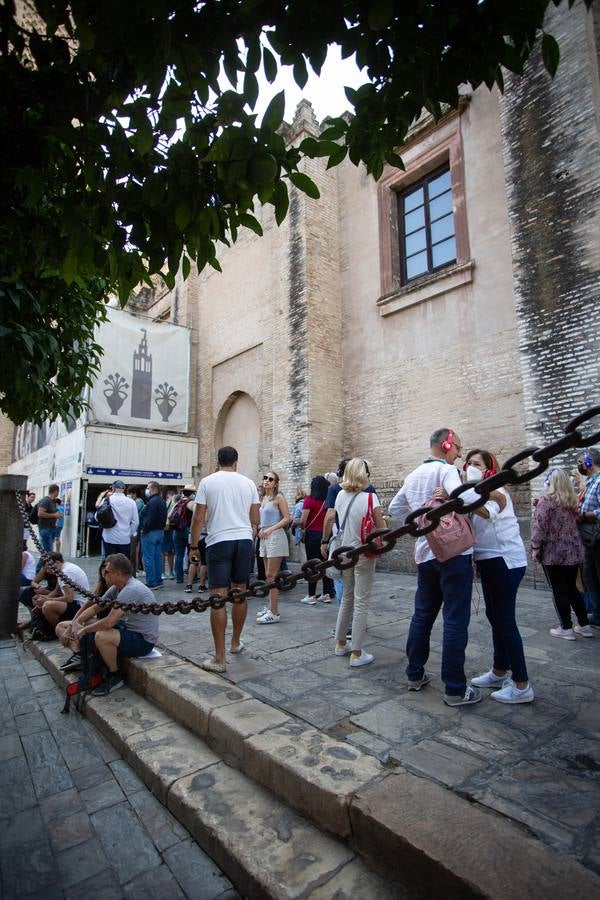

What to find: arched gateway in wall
left=215, top=392, right=260, bottom=483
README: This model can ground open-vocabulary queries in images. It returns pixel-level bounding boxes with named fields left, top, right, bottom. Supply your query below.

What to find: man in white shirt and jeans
left=389, top=428, right=481, bottom=707
left=190, top=446, right=260, bottom=673
left=99, top=480, right=139, bottom=558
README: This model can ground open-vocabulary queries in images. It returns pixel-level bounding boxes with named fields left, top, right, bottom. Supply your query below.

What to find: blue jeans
left=39, top=527, right=56, bottom=553
left=478, top=557, right=528, bottom=682
left=406, top=555, right=473, bottom=696
left=36, top=526, right=56, bottom=571
left=173, top=527, right=189, bottom=583
left=582, top=545, right=600, bottom=623
left=141, top=530, right=164, bottom=586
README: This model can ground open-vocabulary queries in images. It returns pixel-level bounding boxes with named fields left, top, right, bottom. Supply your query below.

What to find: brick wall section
left=0, top=414, right=15, bottom=474
left=499, top=2, right=600, bottom=479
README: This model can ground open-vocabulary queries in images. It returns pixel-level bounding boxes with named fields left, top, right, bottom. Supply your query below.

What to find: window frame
left=398, top=165, right=457, bottom=284
left=377, top=112, right=471, bottom=303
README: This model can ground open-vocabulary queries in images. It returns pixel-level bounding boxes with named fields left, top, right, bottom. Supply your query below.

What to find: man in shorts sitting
left=30, top=553, right=90, bottom=639
left=69, top=553, right=160, bottom=695
left=189, top=446, right=260, bottom=673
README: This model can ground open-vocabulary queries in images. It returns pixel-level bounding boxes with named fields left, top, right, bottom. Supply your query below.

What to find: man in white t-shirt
left=98, top=480, right=139, bottom=558
left=389, top=428, right=482, bottom=708
left=190, top=446, right=260, bottom=673
left=33, top=552, right=90, bottom=635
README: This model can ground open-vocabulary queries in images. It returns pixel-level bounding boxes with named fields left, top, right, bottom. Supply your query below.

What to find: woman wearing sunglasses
left=256, top=471, right=292, bottom=624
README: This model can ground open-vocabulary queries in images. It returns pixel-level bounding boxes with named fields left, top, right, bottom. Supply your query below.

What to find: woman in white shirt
left=328, top=458, right=386, bottom=668
left=465, top=449, right=534, bottom=704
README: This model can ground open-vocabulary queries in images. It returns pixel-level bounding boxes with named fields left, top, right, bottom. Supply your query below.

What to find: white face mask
left=466, top=465, right=483, bottom=482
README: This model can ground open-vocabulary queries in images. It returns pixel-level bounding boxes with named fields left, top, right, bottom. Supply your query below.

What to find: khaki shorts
left=260, top=529, right=289, bottom=558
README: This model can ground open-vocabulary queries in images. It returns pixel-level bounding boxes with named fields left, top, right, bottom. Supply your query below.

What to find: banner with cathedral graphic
left=88, top=307, right=190, bottom=432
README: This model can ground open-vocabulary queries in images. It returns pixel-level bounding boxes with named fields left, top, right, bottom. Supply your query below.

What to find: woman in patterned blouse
left=531, top=469, right=592, bottom=640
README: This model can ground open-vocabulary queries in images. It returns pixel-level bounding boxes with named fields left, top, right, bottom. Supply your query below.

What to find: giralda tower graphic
left=131, top=329, right=152, bottom=419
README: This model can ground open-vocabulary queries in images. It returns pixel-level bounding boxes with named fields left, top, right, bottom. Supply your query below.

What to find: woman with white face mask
left=464, top=449, right=534, bottom=705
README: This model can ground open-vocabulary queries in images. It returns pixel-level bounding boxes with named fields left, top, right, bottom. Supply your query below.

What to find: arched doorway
left=215, top=392, right=260, bottom=483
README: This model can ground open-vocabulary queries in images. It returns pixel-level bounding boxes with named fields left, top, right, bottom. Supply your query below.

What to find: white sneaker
left=550, top=626, right=576, bottom=641
left=471, top=670, right=510, bottom=688
left=300, top=595, right=317, bottom=605
left=319, top=594, right=332, bottom=603
left=349, top=651, right=374, bottom=668
left=491, top=681, right=534, bottom=704
left=334, top=643, right=351, bottom=656
left=574, top=625, right=594, bottom=638
left=256, top=605, right=268, bottom=619
left=257, top=610, right=281, bottom=624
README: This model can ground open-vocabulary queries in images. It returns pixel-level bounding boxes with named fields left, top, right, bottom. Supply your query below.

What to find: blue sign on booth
left=86, top=467, right=183, bottom=479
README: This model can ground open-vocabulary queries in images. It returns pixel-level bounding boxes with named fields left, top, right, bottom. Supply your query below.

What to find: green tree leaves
left=0, top=0, right=584, bottom=424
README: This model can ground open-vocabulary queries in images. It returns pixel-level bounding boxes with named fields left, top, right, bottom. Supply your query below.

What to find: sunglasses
left=263, top=475, right=275, bottom=481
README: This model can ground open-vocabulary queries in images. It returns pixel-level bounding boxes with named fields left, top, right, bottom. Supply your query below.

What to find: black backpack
left=95, top=497, right=117, bottom=528
left=62, top=633, right=107, bottom=714
left=29, top=503, right=39, bottom=526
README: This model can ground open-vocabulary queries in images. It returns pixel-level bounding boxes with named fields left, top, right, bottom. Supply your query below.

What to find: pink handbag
left=418, top=496, right=475, bottom=562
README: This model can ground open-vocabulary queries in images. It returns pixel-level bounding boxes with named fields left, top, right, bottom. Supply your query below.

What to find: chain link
left=16, top=404, right=600, bottom=614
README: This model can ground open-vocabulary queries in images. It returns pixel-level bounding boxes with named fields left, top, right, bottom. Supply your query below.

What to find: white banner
left=89, top=307, right=190, bottom=432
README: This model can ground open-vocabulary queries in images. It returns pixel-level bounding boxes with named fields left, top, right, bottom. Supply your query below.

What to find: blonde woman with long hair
left=329, top=458, right=385, bottom=667
left=531, top=468, right=591, bottom=639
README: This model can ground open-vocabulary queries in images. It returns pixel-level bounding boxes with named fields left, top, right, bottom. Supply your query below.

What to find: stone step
left=31, top=642, right=405, bottom=899
left=30, top=641, right=600, bottom=900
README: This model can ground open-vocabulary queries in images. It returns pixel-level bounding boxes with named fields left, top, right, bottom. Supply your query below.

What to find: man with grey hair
left=577, top=447, right=600, bottom=627
left=140, top=481, right=167, bottom=589
left=389, top=427, right=481, bottom=707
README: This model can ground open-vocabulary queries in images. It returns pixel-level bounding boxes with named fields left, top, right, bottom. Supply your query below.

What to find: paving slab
left=168, top=761, right=355, bottom=900
left=127, top=657, right=252, bottom=738
left=244, top=720, right=383, bottom=838
left=126, top=721, right=220, bottom=803
left=309, top=858, right=409, bottom=900
left=91, top=803, right=162, bottom=884
left=84, top=688, right=173, bottom=756
left=163, top=839, right=237, bottom=900
left=122, top=863, right=185, bottom=899
left=349, top=770, right=600, bottom=899
left=207, top=697, right=292, bottom=763
left=56, top=835, right=109, bottom=889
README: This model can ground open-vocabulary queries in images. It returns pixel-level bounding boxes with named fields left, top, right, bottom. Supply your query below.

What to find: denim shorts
left=162, top=530, right=174, bottom=553
left=116, top=622, right=154, bottom=658
left=206, top=539, right=253, bottom=589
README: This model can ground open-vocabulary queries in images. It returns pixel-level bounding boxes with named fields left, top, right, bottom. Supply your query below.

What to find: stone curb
left=27, top=641, right=403, bottom=900
left=29, top=641, right=600, bottom=899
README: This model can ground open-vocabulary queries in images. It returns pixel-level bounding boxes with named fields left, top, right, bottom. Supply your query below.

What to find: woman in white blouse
left=465, top=448, right=534, bottom=705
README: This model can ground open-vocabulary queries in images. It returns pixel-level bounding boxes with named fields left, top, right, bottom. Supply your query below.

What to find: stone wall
left=499, top=1, right=600, bottom=478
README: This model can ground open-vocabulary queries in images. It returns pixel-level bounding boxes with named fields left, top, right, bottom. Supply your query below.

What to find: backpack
left=95, top=497, right=117, bottom=529
left=62, top=633, right=107, bottom=714
left=418, top=496, right=475, bottom=562
left=169, top=498, right=192, bottom=531
left=29, top=503, right=39, bottom=526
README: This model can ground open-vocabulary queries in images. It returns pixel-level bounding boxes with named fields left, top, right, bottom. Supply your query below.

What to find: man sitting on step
left=68, top=553, right=160, bottom=696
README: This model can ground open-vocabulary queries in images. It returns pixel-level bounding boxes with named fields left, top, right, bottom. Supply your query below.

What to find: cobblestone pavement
left=0, top=637, right=239, bottom=900
left=18, top=556, right=600, bottom=877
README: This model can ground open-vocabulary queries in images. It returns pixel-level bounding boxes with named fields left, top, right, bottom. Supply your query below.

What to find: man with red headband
left=389, top=428, right=482, bottom=707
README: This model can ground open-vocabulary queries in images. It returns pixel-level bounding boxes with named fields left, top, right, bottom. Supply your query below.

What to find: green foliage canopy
left=0, top=0, right=589, bottom=424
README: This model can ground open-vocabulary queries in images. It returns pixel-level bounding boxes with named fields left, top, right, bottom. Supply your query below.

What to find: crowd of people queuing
left=19, top=431, right=600, bottom=703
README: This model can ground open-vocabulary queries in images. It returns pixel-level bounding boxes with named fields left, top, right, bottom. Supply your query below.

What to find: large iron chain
left=16, top=405, right=600, bottom=615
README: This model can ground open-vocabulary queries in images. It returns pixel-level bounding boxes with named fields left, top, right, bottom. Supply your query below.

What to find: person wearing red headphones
left=576, top=448, right=600, bottom=627
left=389, top=428, right=482, bottom=707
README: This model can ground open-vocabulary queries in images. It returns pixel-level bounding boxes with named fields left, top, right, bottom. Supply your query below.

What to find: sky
left=252, top=46, right=368, bottom=124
